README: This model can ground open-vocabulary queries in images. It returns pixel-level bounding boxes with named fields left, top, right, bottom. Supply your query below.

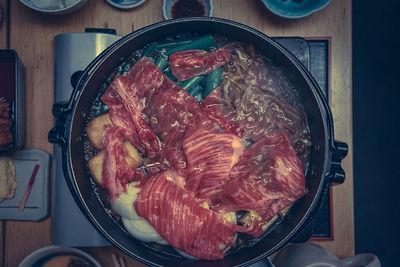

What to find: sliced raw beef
left=103, top=57, right=166, bottom=158
left=143, top=83, right=205, bottom=140
left=182, top=127, right=244, bottom=199
left=101, top=88, right=146, bottom=154
left=143, top=80, right=212, bottom=172
left=201, top=89, right=242, bottom=136
left=134, top=170, right=241, bottom=260
left=102, top=127, right=145, bottom=198
left=169, top=47, right=231, bottom=81
left=143, top=127, right=187, bottom=175
left=158, top=127, right=187, bottom=171
left=211, top=134, right=305, bottom=236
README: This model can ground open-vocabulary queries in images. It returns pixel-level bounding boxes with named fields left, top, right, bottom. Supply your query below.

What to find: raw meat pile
left=89, top=41, right=309, bottom=260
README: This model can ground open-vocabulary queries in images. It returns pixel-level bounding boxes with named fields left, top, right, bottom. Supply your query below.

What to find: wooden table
left=0, top=0, right=353, bottom=266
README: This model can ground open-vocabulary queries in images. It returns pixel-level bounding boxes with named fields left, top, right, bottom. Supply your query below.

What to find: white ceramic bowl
left=19, top=0, right=87, bottom=15
left=18, top=246, right=102, bottom=267
left=105, top=0, right=147, bottom=10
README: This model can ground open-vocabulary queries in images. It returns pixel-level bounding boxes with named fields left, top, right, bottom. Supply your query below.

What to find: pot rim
left=59, top=17, right=338, bottom=267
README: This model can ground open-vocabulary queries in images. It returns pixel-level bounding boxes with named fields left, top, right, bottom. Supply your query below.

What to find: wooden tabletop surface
left=0, top=0, right=353, bottom=266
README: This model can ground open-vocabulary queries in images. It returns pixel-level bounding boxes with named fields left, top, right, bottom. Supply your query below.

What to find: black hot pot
left=48, top=18, right=348, bottom=267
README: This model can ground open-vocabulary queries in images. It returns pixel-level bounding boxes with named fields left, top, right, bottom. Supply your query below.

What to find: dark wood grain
left=0, top=0, right=8, bottom=47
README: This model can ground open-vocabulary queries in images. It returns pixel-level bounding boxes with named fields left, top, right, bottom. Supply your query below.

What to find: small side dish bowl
left=105, top=0, right=147, bottom=10
left=260, top=0, right=332, bottom=19
left=163, top=0, right=213, bottom=20
left=18, top=246, right=102, bottom=267
left=19, top=0, right=87, bottom=15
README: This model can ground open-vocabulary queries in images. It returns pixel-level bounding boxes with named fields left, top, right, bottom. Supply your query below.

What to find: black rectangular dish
left=0, top=49, right=26, bottom=154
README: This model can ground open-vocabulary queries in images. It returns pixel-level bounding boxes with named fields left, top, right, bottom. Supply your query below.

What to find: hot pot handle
left=48, top=101, right=71, bottom=146
left=329, top=141, right=348, bottom=185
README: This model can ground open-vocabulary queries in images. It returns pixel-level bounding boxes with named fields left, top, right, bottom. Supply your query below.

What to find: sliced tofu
left=88, top=150, right=105, bottom=184
left=124, top=141, right=142, bottom=167
left=88, top=142, right=142, bottom=185
left=86, top=113, right=113, bottom=150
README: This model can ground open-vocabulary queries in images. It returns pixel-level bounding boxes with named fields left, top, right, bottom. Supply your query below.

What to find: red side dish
left=0, top=99, right=13, bottom=147
left=88, top=41, right=309, bottom=260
